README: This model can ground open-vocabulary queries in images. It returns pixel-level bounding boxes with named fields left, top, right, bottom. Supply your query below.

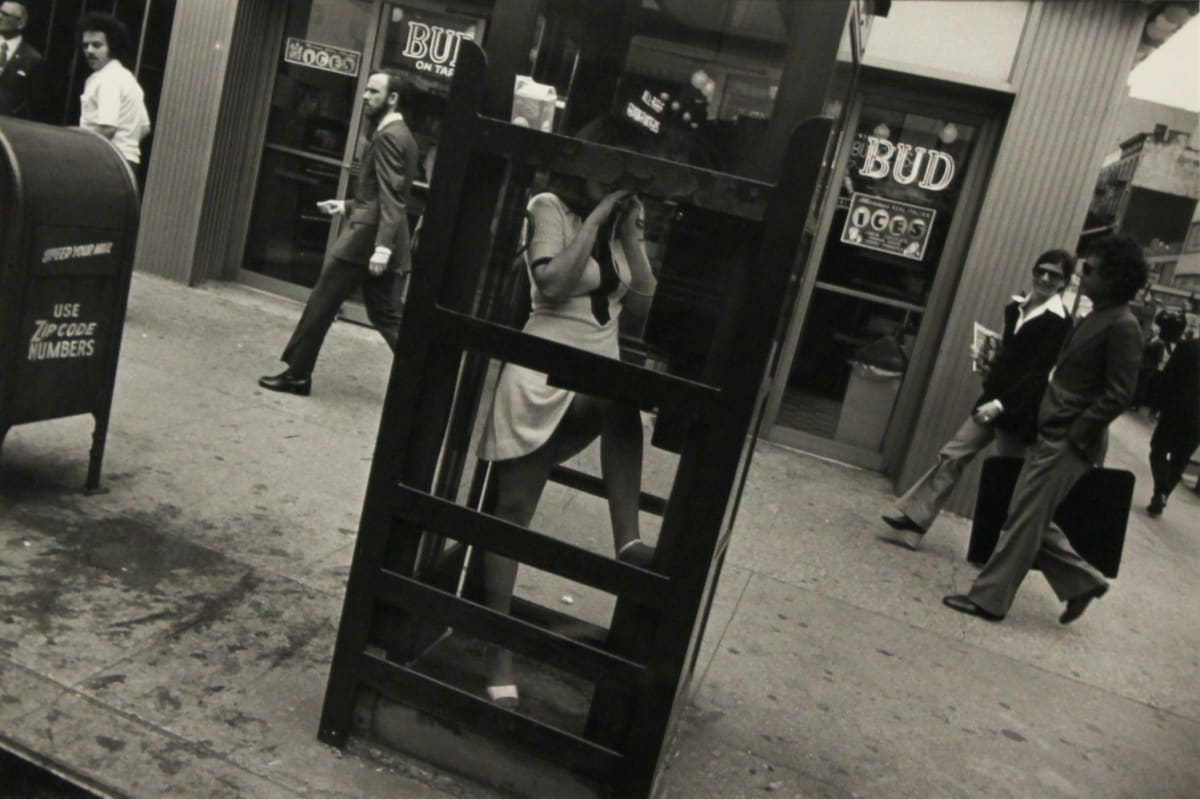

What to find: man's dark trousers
left=281, top=255, right=403, bottom=376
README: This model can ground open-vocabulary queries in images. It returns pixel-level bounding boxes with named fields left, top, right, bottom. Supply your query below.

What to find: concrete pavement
left=1, top=273, right=1197, bottom=798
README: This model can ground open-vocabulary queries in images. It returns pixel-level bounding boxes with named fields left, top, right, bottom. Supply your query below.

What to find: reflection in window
left=524, top=0, right=805, bottom=178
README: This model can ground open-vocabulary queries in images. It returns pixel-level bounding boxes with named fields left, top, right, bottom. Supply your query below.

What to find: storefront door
left=766, top=88, right=996, bottom=470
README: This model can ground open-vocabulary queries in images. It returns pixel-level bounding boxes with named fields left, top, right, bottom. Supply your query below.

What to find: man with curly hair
left=943, top=234, right=1147, bottom=625
left=77, top=12, right=150, bottom=175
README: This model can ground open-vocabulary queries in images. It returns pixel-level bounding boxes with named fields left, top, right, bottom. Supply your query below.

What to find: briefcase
left=968, top=456, right=1133, bottom=578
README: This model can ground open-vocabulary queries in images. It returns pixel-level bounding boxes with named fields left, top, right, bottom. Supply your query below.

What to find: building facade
left=133, top=0, right=1177, bottom=516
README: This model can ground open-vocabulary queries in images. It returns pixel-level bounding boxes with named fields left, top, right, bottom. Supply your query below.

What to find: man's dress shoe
left=942, top=593, right=1004, bottom=621
left=881, top=513, right=926, bottom=550
left=258, top=370, right=311, bottom=396
left=1059, top=584, right=1107, bottom=625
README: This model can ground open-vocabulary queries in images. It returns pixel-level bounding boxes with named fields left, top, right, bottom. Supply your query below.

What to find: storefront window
left=779, top=101, right=978, bottom=451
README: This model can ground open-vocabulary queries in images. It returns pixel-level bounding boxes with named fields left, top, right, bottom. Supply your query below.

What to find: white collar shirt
left=1, top=36, right=21, bottom=67
left=1012, top=292, right=1067, bottom=334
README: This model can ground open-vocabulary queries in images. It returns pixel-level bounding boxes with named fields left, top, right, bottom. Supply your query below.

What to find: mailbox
left=0, top=118, right=140, bottom=491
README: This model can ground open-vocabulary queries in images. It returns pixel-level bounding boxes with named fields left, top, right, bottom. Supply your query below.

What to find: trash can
left=835, top=334, right=906, bottom=451
left=0, top=118, right=140, bottom=491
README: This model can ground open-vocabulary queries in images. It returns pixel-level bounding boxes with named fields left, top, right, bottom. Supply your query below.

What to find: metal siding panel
left=193, top=0, right=289, bottom=283
left=133, top=0, right=241, bottom=282
left=896, top=1, right=1146, bottom=517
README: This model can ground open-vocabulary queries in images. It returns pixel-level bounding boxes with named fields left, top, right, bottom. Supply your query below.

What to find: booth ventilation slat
left=432, top=307, right=723, bottom=417
left=356, top=652, right=624, bottom=780
left=389, top=486, right=671, bottom=603
left=470, top=116, right=774, bottom=222
left=372, top=570, right=648, bottom=685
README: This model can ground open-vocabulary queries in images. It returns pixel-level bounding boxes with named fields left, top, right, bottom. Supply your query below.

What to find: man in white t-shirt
left=77, top=12, right=150, bottom=176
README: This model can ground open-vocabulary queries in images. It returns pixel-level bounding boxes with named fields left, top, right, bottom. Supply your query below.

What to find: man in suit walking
left=943, top=235, right=1147, bottom=624
left=259, top=70, right=419, bottom=396
left=0, top=1, right=46, bottom=121
left=1146, top=324, right=1200, bottom=517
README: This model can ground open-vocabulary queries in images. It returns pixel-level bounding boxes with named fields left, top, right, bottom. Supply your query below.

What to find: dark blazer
left=1036, top=303, right=1142, bottom=463
left=1151, top=337, right=1200, bottom=436
left=979, top=297, right=1072, bottom=442
left=329, top=115, right=419, bottom=273
left=0, top=39, right=47, bottom=120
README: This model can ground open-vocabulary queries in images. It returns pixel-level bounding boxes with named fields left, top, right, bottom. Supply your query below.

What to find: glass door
left=768, top=92, right=986, bottom=467
left=241, top=0, right=377, bottom=296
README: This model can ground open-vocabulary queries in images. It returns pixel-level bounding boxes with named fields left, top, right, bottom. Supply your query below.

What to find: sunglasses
left=1033, top=266, right=1065, bottom=280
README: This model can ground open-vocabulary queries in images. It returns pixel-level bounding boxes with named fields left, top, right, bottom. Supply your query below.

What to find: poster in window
left=840, top=192, right=936, bottom=261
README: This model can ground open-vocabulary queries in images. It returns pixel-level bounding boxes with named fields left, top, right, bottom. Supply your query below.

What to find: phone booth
left=319, top=2, right=872, bottom=796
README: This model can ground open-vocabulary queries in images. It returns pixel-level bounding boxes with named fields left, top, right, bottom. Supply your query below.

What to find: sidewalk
left=1, top=273, right=1197, bottom=798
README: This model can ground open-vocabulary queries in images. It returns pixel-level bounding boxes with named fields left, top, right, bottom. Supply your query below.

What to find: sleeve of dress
left=526, top=194, right=569, bottom=265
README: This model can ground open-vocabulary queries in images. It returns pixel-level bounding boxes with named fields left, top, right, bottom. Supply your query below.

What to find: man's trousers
left=281, top=255, right=404, bottom=376
left=968, top=436, right=1108, bottom=617
left=894, top=416, right=1026, bottom=530
left=1149, top=420, right=1199, bottom=500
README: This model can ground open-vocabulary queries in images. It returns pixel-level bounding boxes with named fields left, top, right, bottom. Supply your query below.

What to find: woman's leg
left=483, top=446, right=557, bottom=688
left=563, top=395, right=644, bottom=555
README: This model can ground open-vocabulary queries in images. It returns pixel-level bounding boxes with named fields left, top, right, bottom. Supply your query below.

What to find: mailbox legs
left=84, top=412, right=109, bottom=494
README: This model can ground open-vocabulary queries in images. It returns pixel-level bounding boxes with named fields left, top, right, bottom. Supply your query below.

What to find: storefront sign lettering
left=857, top=135, right=956, bottom=191
left=27, top=302, right=98, bottom=361
left=41, top=241, right=114, bottom=263
left=625, top=91, right=663, bottom=134
left=284, top=38, right=361, bottom=78
left=400, top=22, right=474, bottom=78
left=841, top=192, right=936, bottom=261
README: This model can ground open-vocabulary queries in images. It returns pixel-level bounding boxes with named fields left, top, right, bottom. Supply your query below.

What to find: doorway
left=766, top=85, right=997, bottom=470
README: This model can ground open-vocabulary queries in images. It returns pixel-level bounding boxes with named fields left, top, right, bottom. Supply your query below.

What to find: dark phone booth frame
left=318, top=2, right=872, bottom=796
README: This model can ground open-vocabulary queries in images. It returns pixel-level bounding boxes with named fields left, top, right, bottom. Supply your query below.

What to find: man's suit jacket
left=1151, top=337, right=1200, bottom=435
left=329, top=115, right=419, bottom=273
left=1036, top=303, right=1142, bottom=464
left=0, top=40, right=47, bottom=120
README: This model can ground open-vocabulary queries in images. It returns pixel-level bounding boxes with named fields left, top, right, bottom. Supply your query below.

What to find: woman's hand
left=618, top=195, right=645, bottom=242
left=585, top=189, right=635, bottom=230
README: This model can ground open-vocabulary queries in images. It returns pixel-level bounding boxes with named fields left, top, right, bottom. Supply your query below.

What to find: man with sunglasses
left=882, top=250, right=1075, bottom=549
left=944, top=234, right=1147, bottom=625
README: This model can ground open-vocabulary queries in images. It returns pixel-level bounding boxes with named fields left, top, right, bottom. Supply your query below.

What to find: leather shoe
left=1146, top=494, right=1165, bottom=517
left=258, top=369, right=311, bottom=396
left=942, top=593, right=1004, bottom=622
left=881, top=513, right=926, bottom=550
left=1059, top=584, right=1107, bottom=625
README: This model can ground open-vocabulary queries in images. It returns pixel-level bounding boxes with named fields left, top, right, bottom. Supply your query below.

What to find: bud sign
left=386, top=8, right=483, bottom=82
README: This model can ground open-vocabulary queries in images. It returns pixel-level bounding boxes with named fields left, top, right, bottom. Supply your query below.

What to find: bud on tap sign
left=389, top=8, right=481, bottom=81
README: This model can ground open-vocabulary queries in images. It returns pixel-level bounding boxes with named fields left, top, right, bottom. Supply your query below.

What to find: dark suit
left=968, top=303, right=1142, bottom=617
left=1148, top=338, right=1200, bottom=500
left=282, top=115, right=419, bottom=375
left=0, top=39, right=47, bottom=121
